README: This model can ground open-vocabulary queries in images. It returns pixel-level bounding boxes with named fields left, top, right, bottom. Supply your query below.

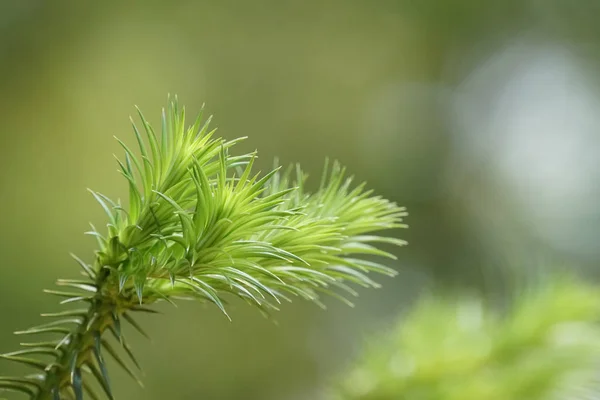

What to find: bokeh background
left=2, top=1, right=600, bottom=399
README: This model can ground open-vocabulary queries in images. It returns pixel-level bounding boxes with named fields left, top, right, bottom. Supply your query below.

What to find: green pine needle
left=0, top=96, right=407, bottom=399
left=335, top=275, right=600, bottom=400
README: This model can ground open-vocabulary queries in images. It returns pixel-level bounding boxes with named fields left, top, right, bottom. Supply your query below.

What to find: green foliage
left=335, top=275, right=600, bottom=400
left=0, top=97, right=406, bottom=399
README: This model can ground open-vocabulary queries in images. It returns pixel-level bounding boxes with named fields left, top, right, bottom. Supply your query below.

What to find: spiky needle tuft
left=0, top=97, right=407, bottom=399
left=335, top=275, right=600, bottom=400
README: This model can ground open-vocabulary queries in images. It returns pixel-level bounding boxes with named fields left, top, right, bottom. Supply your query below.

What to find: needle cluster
left=0, top=98, right=407, bottom=399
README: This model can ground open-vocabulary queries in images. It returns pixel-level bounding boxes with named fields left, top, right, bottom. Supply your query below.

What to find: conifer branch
left=0, top=97, right=407, bottom=399
left=335, top=275, right=600, bottom=400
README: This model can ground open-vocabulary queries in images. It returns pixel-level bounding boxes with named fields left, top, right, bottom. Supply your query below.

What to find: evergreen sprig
left=335, top=275, right=600, bottom=400
left=0, top=98, right=407, bottom=399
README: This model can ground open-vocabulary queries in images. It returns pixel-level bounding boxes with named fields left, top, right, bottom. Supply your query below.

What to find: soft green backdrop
left=2, top=1, right=600, bottom=399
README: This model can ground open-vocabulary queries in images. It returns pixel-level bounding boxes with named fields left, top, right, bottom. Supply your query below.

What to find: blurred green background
left=2, top=1, right=600, bottom=399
